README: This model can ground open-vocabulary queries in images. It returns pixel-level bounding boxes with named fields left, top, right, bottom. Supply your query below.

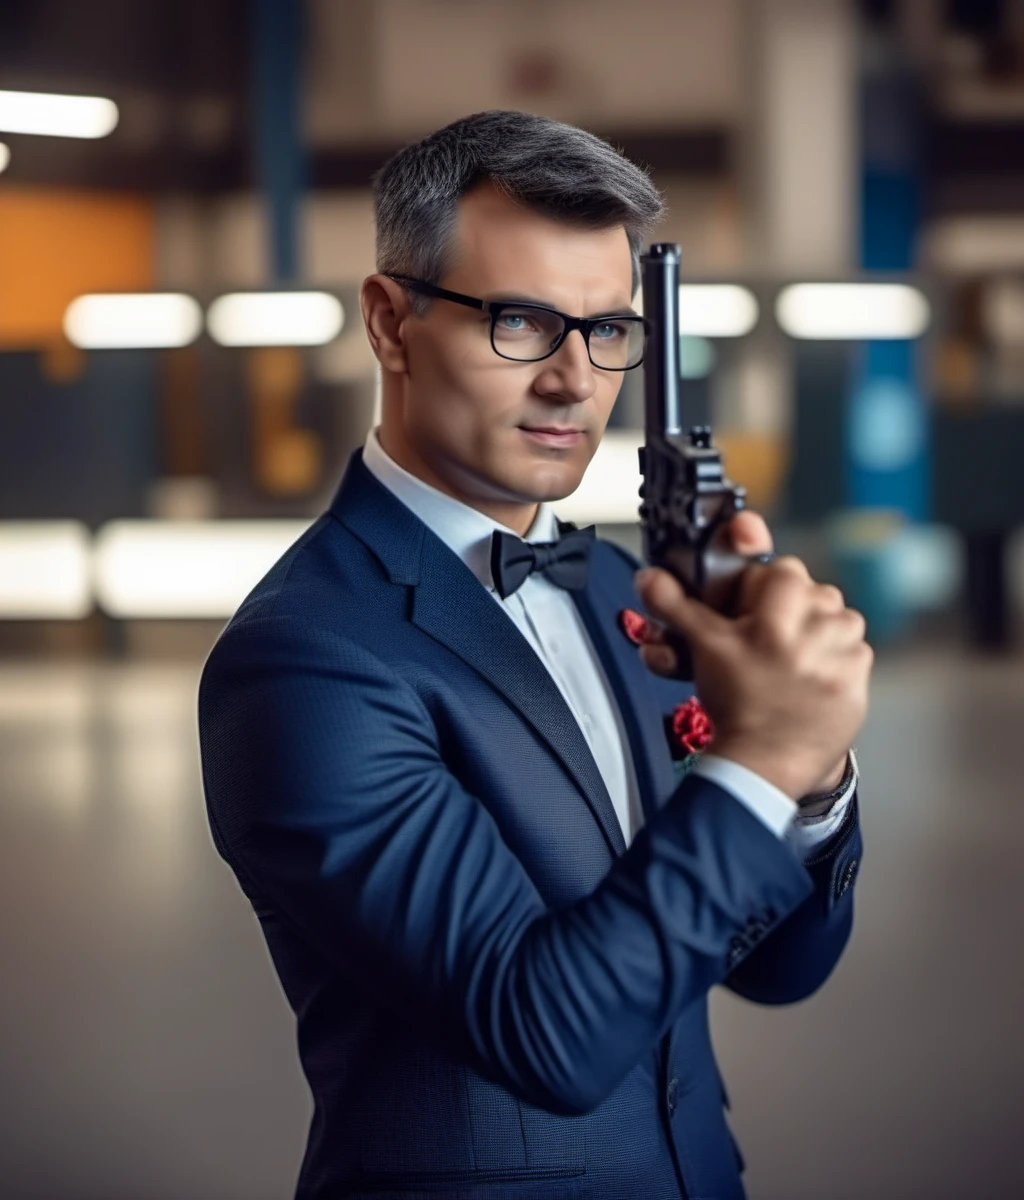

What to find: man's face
left=381, top=182, right=635, bottom=517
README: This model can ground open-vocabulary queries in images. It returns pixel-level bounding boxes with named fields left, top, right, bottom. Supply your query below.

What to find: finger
left=804, top=606, right=868, bottom=654
left=638, top=641, right=681, bottom=678
left=829, top=606, right=868, bottom=649
left=635, top=567, right=733, bottom=644
left=733, top=555, right=812, bottom=625
left=725, top=510, right=774, bottom=557
left=639, top=619, right=669, bottom=646
left=809, top=583, right=846, bottom=616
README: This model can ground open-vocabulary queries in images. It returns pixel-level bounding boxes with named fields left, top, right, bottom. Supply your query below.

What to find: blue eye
left=498, top=313, right=529, bottom=332
left=592, top=321, right=627, bottom=341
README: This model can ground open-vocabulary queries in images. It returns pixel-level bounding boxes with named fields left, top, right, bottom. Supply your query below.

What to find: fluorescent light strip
left=207, top=292, right=345, bottom=347
left=0, top=523, right=92, bottom=618
left=0, top=89, right=118, bottom=139
left=678, top=285, right=759, bottom=338
left=64, top=293, right=203, bottom=350
left=553, top=431, right=643, bottom=526
left=776, top=283, right=930, bottom=339
left=0, top=142, right=10, bottom=174
left=94, top=520, right=313, bottom=618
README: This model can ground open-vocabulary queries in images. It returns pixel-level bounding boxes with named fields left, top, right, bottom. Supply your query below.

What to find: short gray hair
left=373, top=110, right=664, bottom=307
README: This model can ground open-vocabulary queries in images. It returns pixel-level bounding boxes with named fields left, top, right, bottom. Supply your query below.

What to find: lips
left=520, top=425, right=585, bottom=449
left=520, top=425, right=584, bottom=435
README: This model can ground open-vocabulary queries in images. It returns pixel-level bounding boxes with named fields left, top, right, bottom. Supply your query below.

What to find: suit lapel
left=412, top=551, right=627, bottom=856
left=332, top=451, right=627, bottom=857
left=571, top=555, right=680, bottom=820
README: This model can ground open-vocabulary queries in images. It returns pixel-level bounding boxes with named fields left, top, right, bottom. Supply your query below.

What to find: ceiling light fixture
left=678, top=285, right=759, bottom=338
left=64, top=294, right=203, bottom=350
left=207, top=292, right=345, bottom=347
left=0, top=89, right=119, bottom=139
left=776, top=283, right=930, bottom=339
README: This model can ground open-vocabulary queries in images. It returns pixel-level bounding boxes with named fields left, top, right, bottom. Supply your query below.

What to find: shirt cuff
left=785, top=750, right=859, bottom=856
left=689, top=754, right=798, bottom=840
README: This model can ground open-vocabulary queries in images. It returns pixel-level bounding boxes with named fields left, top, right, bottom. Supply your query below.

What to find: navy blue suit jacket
left=199, top=449, right=862, bottom=1200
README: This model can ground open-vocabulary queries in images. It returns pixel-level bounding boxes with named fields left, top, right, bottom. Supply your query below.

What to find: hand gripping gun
left=638, top=244, right=773, bottom=640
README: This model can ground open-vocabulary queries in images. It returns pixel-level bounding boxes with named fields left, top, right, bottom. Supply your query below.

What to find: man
left=199, top=110, right=869, bottom=1200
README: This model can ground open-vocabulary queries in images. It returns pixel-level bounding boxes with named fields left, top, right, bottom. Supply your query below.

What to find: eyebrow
left=485, top=292, right=640, bottom=319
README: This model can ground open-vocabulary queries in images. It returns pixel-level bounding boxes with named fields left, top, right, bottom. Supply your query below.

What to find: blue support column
left=848, top=50, right=928, bottom=519
left=252, top=0, right=305, bottom=283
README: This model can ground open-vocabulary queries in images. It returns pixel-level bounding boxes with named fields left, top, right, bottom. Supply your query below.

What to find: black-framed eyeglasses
left=387, top=275, right=649, bottom=371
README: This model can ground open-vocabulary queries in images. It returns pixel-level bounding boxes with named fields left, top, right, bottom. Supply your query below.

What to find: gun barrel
left=640, top=243, right=682, bottom=437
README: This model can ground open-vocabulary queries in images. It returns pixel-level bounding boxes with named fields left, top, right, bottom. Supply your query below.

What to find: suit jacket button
left=836, top=857, right=860, bottom=898
left=726, top=936, right=745, bottom=969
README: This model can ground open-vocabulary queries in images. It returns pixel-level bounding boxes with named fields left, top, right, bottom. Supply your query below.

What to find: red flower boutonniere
left=667, top=695, right=714, bottom=760
left=619, top=608, right=714, bottom=768
left=618, top=607, right=649, bottom=646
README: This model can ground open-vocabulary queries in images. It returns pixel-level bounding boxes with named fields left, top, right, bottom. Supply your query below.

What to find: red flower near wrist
left=668, top=696, right=714, bottom=758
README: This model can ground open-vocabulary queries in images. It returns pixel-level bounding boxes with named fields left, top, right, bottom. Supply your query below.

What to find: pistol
left=638, top=243, right=773, bottom=625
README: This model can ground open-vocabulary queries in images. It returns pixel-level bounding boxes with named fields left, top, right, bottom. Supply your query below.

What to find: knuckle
left=772, top=554, right=808, bottom=579
left=845, top=608, right=867, bottom=638
left=817, top=583, right=845, bottom=610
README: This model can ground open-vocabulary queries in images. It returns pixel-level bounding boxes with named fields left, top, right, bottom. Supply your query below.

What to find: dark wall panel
left=0, top=351, right=157, bottom=524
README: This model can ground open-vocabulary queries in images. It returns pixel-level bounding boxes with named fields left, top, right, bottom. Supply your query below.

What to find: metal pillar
left=848, top=29, right=928, bottom=518
left=252, top=0, right=305, bottom=282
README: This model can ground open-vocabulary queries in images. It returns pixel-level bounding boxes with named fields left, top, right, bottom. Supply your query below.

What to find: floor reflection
left=1, top=652, right=1022, bottom=1199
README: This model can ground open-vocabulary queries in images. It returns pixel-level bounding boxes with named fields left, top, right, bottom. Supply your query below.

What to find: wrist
left=807, top=754, right=849, bottom=796
left=706, top=736, right=818, bottom=801
left=797, top=752, right=855, bottom=816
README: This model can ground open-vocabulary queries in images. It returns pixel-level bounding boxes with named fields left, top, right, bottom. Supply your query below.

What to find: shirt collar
left=361, top=426, right=560, bottom=590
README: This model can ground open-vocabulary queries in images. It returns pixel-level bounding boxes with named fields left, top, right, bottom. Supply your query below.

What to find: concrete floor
left=1, top=647, right=1022, bottom=1199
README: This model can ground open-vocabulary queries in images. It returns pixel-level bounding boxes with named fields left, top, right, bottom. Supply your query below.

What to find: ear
left=360, top=275, right=413, bottom=374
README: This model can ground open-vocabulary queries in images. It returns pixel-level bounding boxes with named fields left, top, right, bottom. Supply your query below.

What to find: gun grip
left=701, top=544, right=776, bottom=615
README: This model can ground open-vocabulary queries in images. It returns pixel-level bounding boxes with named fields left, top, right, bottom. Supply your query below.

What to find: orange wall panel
left=0, top=189, right=155, bottom=349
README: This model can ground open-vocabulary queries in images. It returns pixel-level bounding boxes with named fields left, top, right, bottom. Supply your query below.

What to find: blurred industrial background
left=3, top=0, right=1024, bottom=1197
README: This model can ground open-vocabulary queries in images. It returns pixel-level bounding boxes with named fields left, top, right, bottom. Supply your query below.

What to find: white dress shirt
left=362, top=427, right=856, bottom=856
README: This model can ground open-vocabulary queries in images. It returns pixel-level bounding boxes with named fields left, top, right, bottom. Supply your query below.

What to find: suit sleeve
left=199, top=616, right=815, bottom=1116
left=606, top=542, right=864, bottom=1008
left=722, top=795, right=862, bottom=1004
left=641, top=668, right=862, bottom=1006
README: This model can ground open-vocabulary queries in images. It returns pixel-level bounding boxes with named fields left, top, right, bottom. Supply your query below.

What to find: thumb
left=634, top=567, right=731, bottom=645
left=726, top=510, right=774, bottom=557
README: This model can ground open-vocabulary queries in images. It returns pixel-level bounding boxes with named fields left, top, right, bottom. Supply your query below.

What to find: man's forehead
left=448, top=183, right=634, bottom=305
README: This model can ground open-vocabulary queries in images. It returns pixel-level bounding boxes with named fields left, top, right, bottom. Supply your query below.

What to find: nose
left=532, top=328, right=597, bottom=405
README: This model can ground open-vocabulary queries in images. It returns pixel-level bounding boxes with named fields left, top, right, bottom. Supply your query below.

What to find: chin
left=518, top=469, right=586, bottom=503
left=490, top=442, right=592, bottom=502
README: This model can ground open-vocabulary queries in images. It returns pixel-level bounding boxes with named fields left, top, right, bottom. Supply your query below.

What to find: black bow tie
left=490, top=522, right=596, bottom=599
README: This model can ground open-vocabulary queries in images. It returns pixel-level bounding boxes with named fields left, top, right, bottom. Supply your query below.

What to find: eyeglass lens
left=491, top=307, right=644, bottom=369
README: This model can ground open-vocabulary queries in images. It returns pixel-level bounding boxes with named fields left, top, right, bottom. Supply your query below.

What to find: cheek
left=407, top=359, right=523, bottom=459
left=585, top=382, right=622, bottom=442
left=419, top=326, right=519, bottom=402
left=601, top=375, right=625, bottom=414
